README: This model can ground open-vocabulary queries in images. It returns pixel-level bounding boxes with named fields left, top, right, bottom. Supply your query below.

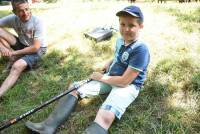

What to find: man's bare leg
left=0, top=59, right=27, bottom=97
left=0, top=28, right=16, bottom=45
left=0, top=38, right=12, bottom=57
left=0, top=29, right=19, bottom=72
left=0, top=38, right=18, bottom=73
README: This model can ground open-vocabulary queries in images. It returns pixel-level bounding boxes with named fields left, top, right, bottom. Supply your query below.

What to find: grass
left=153, top=3, right=200, bottom=33
left=0, top=0, right=200, bottom=134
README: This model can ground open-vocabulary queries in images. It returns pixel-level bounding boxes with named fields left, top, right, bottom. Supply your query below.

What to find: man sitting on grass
left=25, top=5, right=150, bottom=134
left=0, top=0, right=47, bottom=98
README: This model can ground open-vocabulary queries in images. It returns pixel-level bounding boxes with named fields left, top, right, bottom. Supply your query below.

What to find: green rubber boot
left=83, top=122, right=108, bottom=134
left=25, top=94, right=78, bottom=134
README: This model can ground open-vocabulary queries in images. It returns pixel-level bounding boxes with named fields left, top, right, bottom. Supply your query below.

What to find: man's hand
left=0, top=47, right=12, bottom=57
left=90, top=72, right=103, bottom=81
left=11, top=51, right=18, bottom=56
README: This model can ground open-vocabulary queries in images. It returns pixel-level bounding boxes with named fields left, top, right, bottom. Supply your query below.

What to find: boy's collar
left=123, top=39, right=137, bottom=46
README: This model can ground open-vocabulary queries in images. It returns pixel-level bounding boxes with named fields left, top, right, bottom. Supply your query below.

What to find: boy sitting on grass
left=25, top=5, right=150, bottom=134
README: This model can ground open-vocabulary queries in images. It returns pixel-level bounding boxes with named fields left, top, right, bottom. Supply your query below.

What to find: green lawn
left=0, top=0, right=200, bottom=134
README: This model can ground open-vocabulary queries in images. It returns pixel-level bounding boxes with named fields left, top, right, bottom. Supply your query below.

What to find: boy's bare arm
left=91, top=67, right=139, bottom=87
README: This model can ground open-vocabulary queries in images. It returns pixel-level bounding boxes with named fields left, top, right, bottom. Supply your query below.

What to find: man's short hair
left=11, top=0, right=28, bottom=11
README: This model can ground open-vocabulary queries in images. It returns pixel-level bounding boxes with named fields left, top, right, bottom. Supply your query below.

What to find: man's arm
left=91, top=67, right=139, bottom=87
left=12, top=40, right=41, bottom=56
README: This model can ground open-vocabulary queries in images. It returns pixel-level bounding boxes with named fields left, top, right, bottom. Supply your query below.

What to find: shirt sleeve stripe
left=128, top=65, right=143, bottom=72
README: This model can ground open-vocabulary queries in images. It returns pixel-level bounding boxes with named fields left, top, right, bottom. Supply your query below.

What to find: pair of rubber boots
left=25, top=94, right=108, bottom=134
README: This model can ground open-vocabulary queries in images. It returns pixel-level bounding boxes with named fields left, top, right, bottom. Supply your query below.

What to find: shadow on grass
left=109, top=57, right=200, bottom=134
left=1, top=51, right=200, bottom=134
left=0, top=47, right=94, bottom=134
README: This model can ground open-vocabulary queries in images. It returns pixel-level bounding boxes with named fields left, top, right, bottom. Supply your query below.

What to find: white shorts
left=76, top=80, right=140, bottom=119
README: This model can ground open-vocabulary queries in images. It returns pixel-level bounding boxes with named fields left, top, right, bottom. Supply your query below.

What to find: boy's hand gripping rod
left=0, top=79, right=92, bottom=131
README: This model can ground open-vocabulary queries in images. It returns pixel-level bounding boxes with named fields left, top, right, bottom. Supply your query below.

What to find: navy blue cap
left=116, top=5, right=144, bottom=22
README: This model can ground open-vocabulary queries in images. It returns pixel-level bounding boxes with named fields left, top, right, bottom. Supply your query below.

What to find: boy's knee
left=96, top=109, right=115, bottom=126
left=70, top=91, right=79, bottom=99
left=102, top=112, right=115, bottom=124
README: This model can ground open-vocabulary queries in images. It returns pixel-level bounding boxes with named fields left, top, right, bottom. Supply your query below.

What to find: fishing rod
left=0, top=79, right=91, bottom=131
